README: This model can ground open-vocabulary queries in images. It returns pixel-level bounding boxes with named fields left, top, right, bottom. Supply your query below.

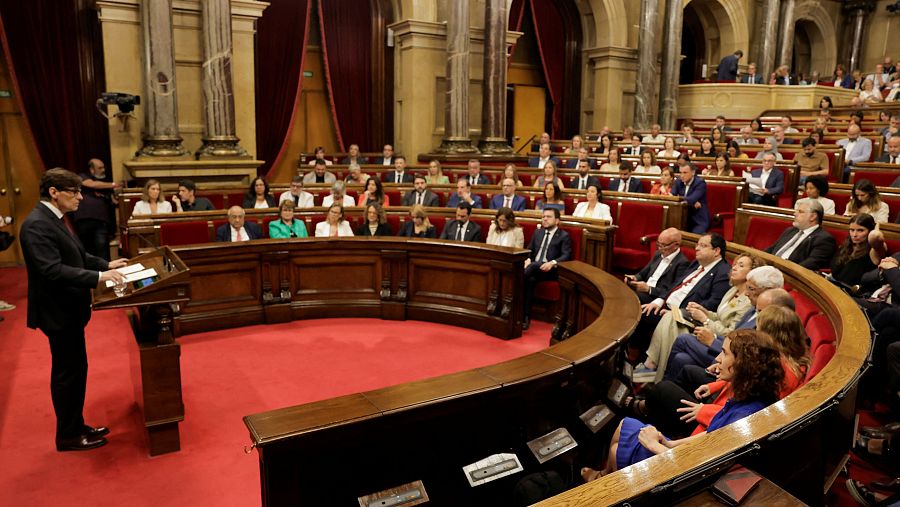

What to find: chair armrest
left=640, top=233, right=660, bottom=246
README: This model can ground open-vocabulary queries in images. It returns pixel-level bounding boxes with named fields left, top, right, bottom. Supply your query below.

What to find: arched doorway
left=681, top=4, right=706, bottom=84
left=792, top=20, right=814, bottom=80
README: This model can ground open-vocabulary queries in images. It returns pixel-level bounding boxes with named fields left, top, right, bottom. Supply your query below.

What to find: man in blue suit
left=837, top=124, right=873, bottom=175
left=746, top=153, right=785, bottom=206
left=672, top=158, right=710, bottom=233
left=522, top=208, right=572, bottom=329
left=740, top=62, right=763, bottom=84
left=528, top=143, right=562, bottom=169
left=490, top=178, right=527, bottom=211
left=216, top=206, right=263, bottom=242
left=607, top=161, right=643, bottom=193
left=446, top=178, right=483, bottom=208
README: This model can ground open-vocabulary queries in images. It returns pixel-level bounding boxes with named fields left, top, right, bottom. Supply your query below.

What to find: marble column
left=657, top=0, right=683, bottom=130
left=478, top=0, right=512, bottom=154
left=757, top=0, right=780, bottom=79
left=776, top=0, right=796, bottom=72
left=844, top=1, right=875, bottom=74
left=633, top=0, right=659, bottom=130
left=196, top=0, right=248, bottom=158
left=434, top=0, right=478, bottom=153
left=138, top=0, right=187, bottom=157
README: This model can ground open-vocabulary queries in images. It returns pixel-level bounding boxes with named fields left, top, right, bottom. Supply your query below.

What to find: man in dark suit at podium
left=20, top=168, right=128, bottom=451
left=522, top=208, right=572, bottom=329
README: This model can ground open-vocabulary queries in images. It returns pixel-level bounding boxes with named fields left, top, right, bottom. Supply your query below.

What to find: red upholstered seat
left=807, top=314, right=836, bottom=355
left=599, top=176, right=611, bottom=189
left=560, top=225, right=583, bottom=261
left=206, top=194, right=226, bottom=209
left=705, top=182, right=739, bottom=240
left=744, top=216, right=787, bottom=250
left=882, top=195, right=900, bottom=223
left=640, top=179, right=652, bottom=193
left=535, top=281, right=560, bottom=301
left=225, top=193, right=245, bottom=208
left=851, top=170, right=898, bottom=187
left=558, top=174, right=571, bottom=186
left=563, top=198, right=575, bottom=215
left=790, top=290, right=818, bottom=326
left=518, top=173, right=533, bottom=186
left=385, top=214, right=401, bottom=234
left=430, top=216, right=446, bottom=235
left=830, top=192, right=850, bottom=216
left=775, top=166, right=794, bottom=208
left=346, top=190, right=359, bottom=201
left=824, top=225, right=848, bottom=248
left=680, top=245, right=696, bottom=262
left=470, top=217, right=491, bottom=242
left=262, top=216, right=279, bottom=238
left=520, top=221, right=538, bottom=246
left=314, top=190, right=330, bottom=206
left=805, top=343, right=835, bottom=382
left=160, top=221, right=209, bottom=246
left=613, top=201, right=666, bottom=272
left=384, top=191, right=402, bottom=206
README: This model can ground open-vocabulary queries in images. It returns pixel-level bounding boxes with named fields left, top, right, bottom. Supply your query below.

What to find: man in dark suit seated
left=672, top=158, right=710, bottom=233
left=20, top=168, right=129, bottom=451
left=620, top=135, right=644, bottom=156
left=172, top=179, right=215, bottom=212
left=879, top=136, right=899, bottom=166
left=465, top=159, right=491, bottom=186
left=608, top=161, right=642, bottom=193
left=625, top=227, right=689, bottom=305
left=216, top=206, right=263, bottom=242
left=765, top=198, right=836, bottom=270
left=746, top=153, right=785, bottom=206
left=629, top=232, right=731, bottom=352
left=740, top=62, right=763, bottom=84
left=569, top=159, right=601, bottom=191
left=772, top=64, right=797, bottom=85
left=372, top=144, right=394, bottom=165
left=439, top=203, right=482, bottom=243
left=522, top=208, right=572, bottom=329
left=490, top=178, right=527, bottom=211
left=528, top=143, right=561, bottom=169
left=382, top=154, right=414, bottom=184
left=401, top=175, right=440, bottom=207
left=566, top=147, right=597, bottom=169
left=446, top=178, right=483, bottom=208
left=340, top=144, right=368, bottom=165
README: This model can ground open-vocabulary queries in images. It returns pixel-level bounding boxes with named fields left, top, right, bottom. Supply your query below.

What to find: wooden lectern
left=93, top=246, right=190, bottom=456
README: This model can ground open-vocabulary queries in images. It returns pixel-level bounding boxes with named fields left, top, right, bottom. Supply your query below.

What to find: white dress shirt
left=322, top=195, right=356, bottom=207
left=778, top=225, right=818, bottom=259
left=646, top=249, right=681, bottom=288
left=844, top=140, right=858, bottom=161
left=572, top=201, right=612, bottom=221
left=538, top=157, right=549, bottom=169
left=278, top=190, right=315, bottom=208
left=230, top=226, right=250, bottom=242
left=656, top=258, right=721, bottom=309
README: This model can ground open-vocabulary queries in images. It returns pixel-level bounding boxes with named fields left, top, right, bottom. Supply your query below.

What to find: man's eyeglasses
left=657, top=240, right=677, bottom=249
left=57, top=187, right=82, bottom=195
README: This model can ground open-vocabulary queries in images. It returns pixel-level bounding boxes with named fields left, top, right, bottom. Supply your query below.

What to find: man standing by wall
left=20, top=168, right=127, bottom=451
left=75, top=159, right=120, bottom=261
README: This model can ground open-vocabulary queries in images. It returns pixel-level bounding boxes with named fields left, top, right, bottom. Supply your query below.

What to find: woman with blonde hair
left=565, top=135, right=584, bottom=155
left=132, top=179, right=172, bottom=216
left=425, top=159, right=449, bottom=185
left=398, top=204, right=436, bottom=238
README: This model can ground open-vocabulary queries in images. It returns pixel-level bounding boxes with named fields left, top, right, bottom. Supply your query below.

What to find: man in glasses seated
left=625, top=227, right=690, bottom=305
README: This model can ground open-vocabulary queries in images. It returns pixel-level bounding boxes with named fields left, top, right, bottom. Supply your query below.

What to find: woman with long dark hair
left=831, top=213, right=881, bottom=286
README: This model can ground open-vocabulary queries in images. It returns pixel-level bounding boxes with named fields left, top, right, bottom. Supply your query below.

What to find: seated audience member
left=881, top=115, right=899, bottom=142
left=322, top=181, right=356, bottom=207
left=402, top=175, right=440, bottom=207
left=850, top=110, right=865, bottom=127
left=599, top=148, right=623, bottom=173
left=658, top=136, right=681, bottom=158
left=814, top=116, right=831, bottom=134
left=131, top=179, right=172, bottom=216
left=831, top=64, right=853, bottom=88
left=243, top=177, right=277, bottom=209
left=832, top=213, right=879, bottom=287
left=399, top=205, right=437, bottom=238
left=440, top=203, right=482, bottom=242
left=569, top=159, right=601, bottom=190
left=879, top=136, right=900, bottom=166
left=622, top=126, right=635, bottom=145
left=315, top=203, right=354, bottom=237
left=677, top=121, right=698, bottom=144
left=446, top=178, right=483, bottom=208
left=694, top=137, right=716, bottom=158
left=625, top=227, right=689, bottom=305
left=771, top=125, right=795, bottom=145
left=582, top=329, right=783, bottom=480
left=172, top=179, right=215, bottom=212
left=491, top=178, right=527, bottom=211
left=635, top=150, right=662, bottom=175
left=358, top=176, right=390, bottom=207
left=529, top=142, right=562, bottom=169
left=796, top=138, right=830, bottom=182
left=753, top=139, right=783, bottom=161
left=340, top=144, right=368, bottom=165
left=703, top=153, right=734, bottom=177
left=595, top=134, right=614, bottom=157
left=307, top=146, right=333, bottom=166
left=268, top=200, right=309, bottom=239
left=216, top=206, right=262, bottom=242
left=746, top=153, right=784, bottom=206
left=373, top=144, right=394, bottom=165
left=344, top=164, right=370, bottom=185
left=726, top=142, right=747, bottom=161
left=572, top=184, right=612, bottom=221
left=735, top=126, right=759, bottom=145
left=279, top=176, right=315, bottom=208
left=564, top=134, right=584, bottom=155
left=642, top=124, right=666, bottom=144
left=630, top=233, right=731, bottom=353
left=750, top=117, right=764, bottom=132
left=533, top=160, right=564, bottom=192
left=356, top=203, right=392, bottom=237
left=765, top=199, right=836, bottom=270
left=501, top=163, right=525, bottom=187
left=860, top=79, right=883, bottom=105
left=486, top=207, right=524, bottom=248
left=714, top=115, right=731, bottom=133
left=809, top=128, right=826, bottom=145
left=621, top=135, right=644, bottom=157
left=716, top=50, right=742, bottom=81
left=740, top=62, right=763, bottom=83
left=673, top=159, right=710, bottom=233
left=522, top=208, right=572, bottom=330
left=845, top=179, right=890, bottom=224
left=383, top=154, right=413, bottom=184
left=637, top=253, right=761, bottom=384
left=710, top=128, right=726, bottom=146
left=536, top=131, right=551, bottom=147
left=771, top=64, right=797, bottom=85
left=566, top=147, right=597, bottom=169
left=780, top=115, right=799, bottom=134
left=799, top=176, right=836, bottom=215
left=303, top=159, right=337, bottom=185
left=465, top=159, right=491, bottom=186
left=651, top=167, right=676, bottom=196
left=608, top=161, right=642, bottom=193
left=837, top=124, right=874, bottom=175
left=426, top=159, right=450, bottom=185
left=536, top=182, right=565, bottom=213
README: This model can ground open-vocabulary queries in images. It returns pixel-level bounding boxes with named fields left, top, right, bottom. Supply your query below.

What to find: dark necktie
left=62, top=215, right=78, bottom=238
left=294, top=195, right=299, bottom=206
left=536, top=231, right=551, bottom=263
left=456, top=223, right=464, bottom=241
left=396, top=173, right=401, bottom=184
left=416, top=193, right=423, bottom=206
left=892, top=155, right=897, bottom=165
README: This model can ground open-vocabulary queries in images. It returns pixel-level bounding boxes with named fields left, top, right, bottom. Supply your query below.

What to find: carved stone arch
left=793, top=0, right=838, bottom=76
left=587, top=0, right=627, bottom=48
left=683, top=0, right=750, bottom=65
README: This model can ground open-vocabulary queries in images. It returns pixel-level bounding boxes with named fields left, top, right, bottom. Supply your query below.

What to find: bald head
left=227, top=205, right=246, bottom=230
left=657, top=227, right=682, bottom=256
left=757, top=288, right=794, bottom=312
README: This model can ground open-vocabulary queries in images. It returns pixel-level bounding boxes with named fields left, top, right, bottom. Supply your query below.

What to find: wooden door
left=511, top=85, right=547, bottom=153
left=0, top=112, right=42, bottom=265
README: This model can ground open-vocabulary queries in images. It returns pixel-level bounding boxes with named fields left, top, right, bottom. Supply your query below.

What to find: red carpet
left=0, top=266, right=549, bottom=505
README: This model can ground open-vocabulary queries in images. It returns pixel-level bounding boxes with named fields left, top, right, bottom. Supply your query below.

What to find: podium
left=93, top=246, right=190, bottom=456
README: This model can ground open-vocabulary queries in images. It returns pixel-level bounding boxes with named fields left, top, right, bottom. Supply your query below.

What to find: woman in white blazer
left=131, top=179, right=173, bottom=217
left=315, top=204, right=354, bottom=237
left=572, top=184, right=613, bottom=222
left=486, top=207, right=525, bottom=248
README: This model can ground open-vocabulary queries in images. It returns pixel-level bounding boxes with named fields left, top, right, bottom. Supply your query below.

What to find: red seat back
left=384, top=191, right=402, bottom=206
left=806, top=343, right=835, bottom=381
left=385, top=214, right=401, bottom=234
left=206, top=194, right=226, bottom=209
left=470, top=217, right=491, bottom=242
left=830, top=193, right=850, bottom=216
left=561, top=225, right=583, bottom=261
left=806, top=314, right=836, bottom=355
left=744, top=216, right=787, bottom=250
left=520, top=221, right=538, bottom=246
left=430, top=216, right=447, bottom=235
left=160, top=221, right=209, bottom=246
left=852, top=170, right=899, bottom=187
left=226, top=193, right=245, bottom=208
left=789, top=290, right=818, bottom=326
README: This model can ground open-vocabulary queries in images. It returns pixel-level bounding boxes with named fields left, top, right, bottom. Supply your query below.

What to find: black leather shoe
left=83, top=425, right=110, bottom=438
left=56, top=435, right=108, bottom=452
left=522, top=317, right=530, bottom=330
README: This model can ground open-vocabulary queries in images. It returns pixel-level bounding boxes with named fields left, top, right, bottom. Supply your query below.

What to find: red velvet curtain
left=318, top=0, right=372, bottom=152
left=255, top=0, right=312, bottom=176
left=528, top=0, right=567, bottom=139
left=508, top=0, right=527, bottom=62
left=0, top=0, right=110, bottom=172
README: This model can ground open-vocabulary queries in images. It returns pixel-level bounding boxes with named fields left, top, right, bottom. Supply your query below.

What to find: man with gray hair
left=736, top=126, right=759, bottom=145
left=322, top=180, right=355, bottom=207
left=766, top=198, right=836, bottom=270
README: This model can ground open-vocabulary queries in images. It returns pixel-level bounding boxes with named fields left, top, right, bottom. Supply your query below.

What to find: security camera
left=889, top=1, right=900, bottom=13
left=96, top=93, right=141, bottom=131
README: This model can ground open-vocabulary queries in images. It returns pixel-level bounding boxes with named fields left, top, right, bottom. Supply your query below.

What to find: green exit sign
left=0, top=90, right=11, bottom=98
left=303, top=71, right=313, bottom=78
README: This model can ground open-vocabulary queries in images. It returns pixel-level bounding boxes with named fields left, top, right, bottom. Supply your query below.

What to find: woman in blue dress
left=581, top=329, right=784, bottom=481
